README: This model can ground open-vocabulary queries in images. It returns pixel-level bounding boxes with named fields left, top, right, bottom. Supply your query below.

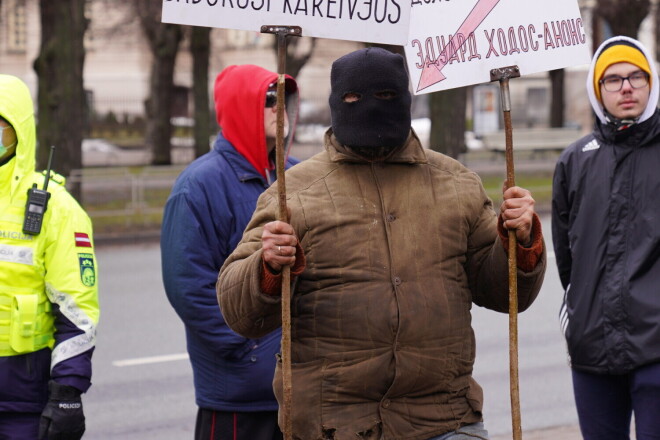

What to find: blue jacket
left=161, top=134, right=298, bottom=410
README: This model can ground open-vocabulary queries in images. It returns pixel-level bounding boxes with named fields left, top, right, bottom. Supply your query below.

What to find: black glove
left=39, top=380, right=85, bottom=440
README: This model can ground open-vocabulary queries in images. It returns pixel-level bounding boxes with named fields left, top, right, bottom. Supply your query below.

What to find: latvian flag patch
left=75, top=232, right=92, bottom=248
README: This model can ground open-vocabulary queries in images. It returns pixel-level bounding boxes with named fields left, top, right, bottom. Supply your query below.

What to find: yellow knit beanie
left=594, top=43, right=652, bottom=101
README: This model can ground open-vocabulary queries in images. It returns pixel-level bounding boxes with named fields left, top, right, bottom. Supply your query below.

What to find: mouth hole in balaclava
left=342, top=92, right=362, bottom=103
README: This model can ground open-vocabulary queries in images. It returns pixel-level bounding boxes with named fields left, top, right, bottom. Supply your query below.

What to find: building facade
left=1, top=0, right=657, bottom=143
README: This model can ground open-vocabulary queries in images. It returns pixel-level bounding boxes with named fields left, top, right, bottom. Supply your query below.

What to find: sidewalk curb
left=491, top=424, right=582, bottom=440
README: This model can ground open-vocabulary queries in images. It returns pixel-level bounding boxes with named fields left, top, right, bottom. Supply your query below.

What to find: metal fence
left=68, top=166, right=186, bottom=240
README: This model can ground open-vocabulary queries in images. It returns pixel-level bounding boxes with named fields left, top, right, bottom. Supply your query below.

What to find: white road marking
left=113, top=352, right=189, bottom=367
left=111, top=254, right=557, bottom=368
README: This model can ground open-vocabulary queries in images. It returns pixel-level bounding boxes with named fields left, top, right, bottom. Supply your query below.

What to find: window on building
left=6, top=0, right=27, bottom=53
left=526, top=87, right=549, bottom=128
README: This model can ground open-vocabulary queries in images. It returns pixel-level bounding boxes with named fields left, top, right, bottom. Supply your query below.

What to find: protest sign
left=161, top=0, right=410, bottom=45
left=406, top=0, right=590, bottom=94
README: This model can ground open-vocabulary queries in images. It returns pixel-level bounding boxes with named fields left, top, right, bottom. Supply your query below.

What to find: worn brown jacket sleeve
left=461, top=171, right=547, bottom=313
left=217, top=190, right=287, bottom=339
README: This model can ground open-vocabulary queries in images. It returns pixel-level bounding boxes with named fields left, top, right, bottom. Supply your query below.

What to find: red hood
left=214, top=65, right=298, bottom=178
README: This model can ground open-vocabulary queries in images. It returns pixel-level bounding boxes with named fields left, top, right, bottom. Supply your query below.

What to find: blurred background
left=1, top=3, right=653, bottom=437
left=0, top=0, right=658, bottom=240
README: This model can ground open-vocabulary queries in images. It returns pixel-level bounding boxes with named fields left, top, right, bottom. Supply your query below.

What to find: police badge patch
left=78, top=253, right=96, bottom=287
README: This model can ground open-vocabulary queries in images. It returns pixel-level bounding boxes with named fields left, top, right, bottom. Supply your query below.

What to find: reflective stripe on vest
left=46, top=282, right=96, bottom=368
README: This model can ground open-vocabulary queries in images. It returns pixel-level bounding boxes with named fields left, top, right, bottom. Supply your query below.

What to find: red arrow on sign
left=416, top=0, right=500, bottom=92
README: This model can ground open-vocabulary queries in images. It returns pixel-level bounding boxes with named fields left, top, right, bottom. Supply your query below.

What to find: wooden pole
left=260, top=25, right=301, bottom=440
left=490, top=65, right=522, bottom=440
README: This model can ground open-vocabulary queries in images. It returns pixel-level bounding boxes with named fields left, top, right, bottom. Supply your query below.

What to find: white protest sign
left=161, top=0, right=410, bottom=45
left=405, top=0, right=590, bottom=94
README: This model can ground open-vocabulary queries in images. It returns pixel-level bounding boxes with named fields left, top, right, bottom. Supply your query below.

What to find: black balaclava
left=329, top=47, right=411, bottom=157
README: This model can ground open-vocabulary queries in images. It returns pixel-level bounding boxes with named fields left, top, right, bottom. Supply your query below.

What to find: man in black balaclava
left=329, top=47, right=411, bottom=159
left=218, top=47, right=547, bottom=440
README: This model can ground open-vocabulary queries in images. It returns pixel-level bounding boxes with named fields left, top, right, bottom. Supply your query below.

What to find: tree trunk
left=591, top=13, right=603, bottom=56
left=596, top=0, right=650, bottom=38
left=33, top=0, right=87, bottom=201
left=271, top=36, right=317, bottom=79
left=429, top=88, right=467, bottom=159
left=136, top=1, right=183, bottom=166
left=549, top=69, right=565, bottom=128
left=191, top=26, right=211, bottom=159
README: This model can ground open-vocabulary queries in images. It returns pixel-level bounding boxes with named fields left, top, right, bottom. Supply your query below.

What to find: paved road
left=84, top=243, right=196, bottom=439
left=83, top=216, right=585, bottom=439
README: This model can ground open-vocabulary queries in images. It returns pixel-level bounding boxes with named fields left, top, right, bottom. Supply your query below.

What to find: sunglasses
left=265, top=90, right=278, bottom=108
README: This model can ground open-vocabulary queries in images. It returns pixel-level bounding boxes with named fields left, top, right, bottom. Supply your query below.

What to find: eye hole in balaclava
left=374, top=90, right=397, bottom=100
left=342, top=92, right=362, bottom=103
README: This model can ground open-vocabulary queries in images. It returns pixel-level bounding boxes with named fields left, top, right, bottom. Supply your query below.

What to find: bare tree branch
left=596, top=0, right=650, bottom=38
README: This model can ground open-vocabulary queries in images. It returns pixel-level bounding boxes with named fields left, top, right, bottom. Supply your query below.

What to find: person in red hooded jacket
left=161, top=65, right=299, bottom=440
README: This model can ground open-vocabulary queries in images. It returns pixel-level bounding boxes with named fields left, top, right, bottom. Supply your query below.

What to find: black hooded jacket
left=552, top=105, right=660, bottom=374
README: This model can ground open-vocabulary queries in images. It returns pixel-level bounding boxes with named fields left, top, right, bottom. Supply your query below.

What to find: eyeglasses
left=265, top=90, right=278, bottom=108
left=599, top=71, right=650, bottom=92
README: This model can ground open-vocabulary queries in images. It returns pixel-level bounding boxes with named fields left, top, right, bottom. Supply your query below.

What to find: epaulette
left=38, top=170, right=66, bottom=187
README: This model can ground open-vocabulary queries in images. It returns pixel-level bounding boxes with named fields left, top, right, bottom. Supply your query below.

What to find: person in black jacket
left=552, top=36, right=660, bottom=440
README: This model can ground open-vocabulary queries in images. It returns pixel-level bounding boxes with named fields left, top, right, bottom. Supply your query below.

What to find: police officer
left=0, top=74, right=99, bottom=439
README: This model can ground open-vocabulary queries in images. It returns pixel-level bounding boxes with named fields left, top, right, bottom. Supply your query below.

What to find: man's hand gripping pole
left=490, top=65, right=523, bottom=440
left=260, top=24, right=302, bottom=440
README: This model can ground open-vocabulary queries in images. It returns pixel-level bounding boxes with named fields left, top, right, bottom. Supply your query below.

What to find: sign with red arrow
left=405, top=0, right=589, bottom=94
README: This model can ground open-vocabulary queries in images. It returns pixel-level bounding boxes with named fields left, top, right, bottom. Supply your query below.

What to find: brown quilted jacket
left=218, top=130, right=546, bottom=440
